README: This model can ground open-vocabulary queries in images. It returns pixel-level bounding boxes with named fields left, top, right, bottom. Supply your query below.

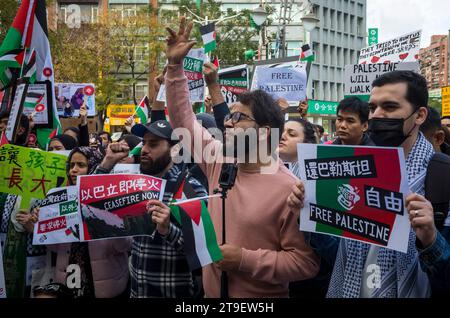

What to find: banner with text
left=0, top=144, right=68, bottom=201
left=344, top=62, right=419, bottom=101
left=218, top=65, right=249, bottom=105
left=255, top=67, right=307, bottom=102
left=157, top=48, right=208, bottom=103
left=359, top=30, right=422, bottom=64
left=78, top=174, right=166, bottom=241
left=297, top=144, right=410, bottom=253
left=442, top=86, right=450, bottom=117
left=33, top=186, right=81, bottom=245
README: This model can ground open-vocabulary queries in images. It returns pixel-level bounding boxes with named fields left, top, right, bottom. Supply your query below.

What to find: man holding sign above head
left=288, top=70, right=450, bottom=298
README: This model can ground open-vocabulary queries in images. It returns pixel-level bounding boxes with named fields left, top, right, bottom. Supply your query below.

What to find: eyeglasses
left=224, top=112, right=256, bottom=125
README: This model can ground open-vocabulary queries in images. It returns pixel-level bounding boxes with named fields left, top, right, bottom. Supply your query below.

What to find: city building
left=420, top=34, right=449, bottom=95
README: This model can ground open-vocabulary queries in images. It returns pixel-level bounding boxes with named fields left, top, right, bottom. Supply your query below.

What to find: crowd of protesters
left=0, top=17, right=449, bottom=299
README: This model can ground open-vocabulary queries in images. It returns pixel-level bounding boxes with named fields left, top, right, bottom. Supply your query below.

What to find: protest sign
left=22, top=83, right=51, bottom=126
left=55, top=83, right=96, bottom=117
left=297, top=144, right=410, bottom=253
left=5, top=83, right=27, bottom=142
left=157, top=49, right=208, bottom=103
left=0, top=144, right=68, bottom=202
left=255, top=67, right=307, bottom=102
left=0, top=249, right=5, bottom=298
left=78, top=174, right=166, bottom=240
left=344, top=62, right=419, bottom=101
left=442, top=86, right=450, bottom=117
left=111, top=164, right=140, bottom=175
left=33, top=186, right=81, bottom=245
left=218, top=65, right=249, bottom=105
left=359, top=30, right=422, bottom=64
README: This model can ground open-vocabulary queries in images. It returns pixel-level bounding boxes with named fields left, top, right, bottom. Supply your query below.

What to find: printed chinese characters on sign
left=78, top=174, right=166, bottom=241
left=0, top=144, right=67, bottom=201
left=297, top=144, right=410, bottom=253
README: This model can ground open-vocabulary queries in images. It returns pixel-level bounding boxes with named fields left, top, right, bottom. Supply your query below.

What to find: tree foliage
left=0, top=0, right=18, bottom=44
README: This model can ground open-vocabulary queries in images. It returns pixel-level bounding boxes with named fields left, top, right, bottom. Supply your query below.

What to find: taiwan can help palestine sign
left=157, top=48, right=207, bottom=103
left=297, top=144, right=410, bottom=253
left=218, top=65, right=249, bottom=105
left=344, top=62, right=419, bottom=101
left=78, top=174, right=166, bottom=241
left=0, top=144, right=68, bottom=201
left=33, top=186, right=81, bottom=245
left=359, top=30, right=421, bottom=64
left=255, top=67, right=307, bottom=102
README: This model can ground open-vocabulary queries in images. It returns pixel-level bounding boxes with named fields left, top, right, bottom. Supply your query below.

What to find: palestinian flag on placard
left=300, top=44, right=315, bottom=62
left=0, top=49, right=24, bottom=90
left=128, top=141, right=143, bottom=158
left=135, top=96, right=149, bottom=124
left=170, top=179, right=222, bottom=270
left=21, top=48, right=36, bottom=84
left=199, top=23, right=216, bottom=54
left=308, top=145, right=405, bottom=249
left=15, top=0, right=62, bottom=149
left=24, top=91, right=43, bottom=109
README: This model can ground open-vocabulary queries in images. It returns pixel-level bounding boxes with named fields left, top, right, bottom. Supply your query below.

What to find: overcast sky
left=367, top=0, right=450, bottom=48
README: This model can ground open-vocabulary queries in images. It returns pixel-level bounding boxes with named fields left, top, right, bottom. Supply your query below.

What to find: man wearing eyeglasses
left=163, top=17, right=319, bottom=298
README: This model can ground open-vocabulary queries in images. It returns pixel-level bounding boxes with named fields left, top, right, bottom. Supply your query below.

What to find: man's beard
left=222, top=133, right=256, bottom=163
left=140, top=151, right=172, bottom=176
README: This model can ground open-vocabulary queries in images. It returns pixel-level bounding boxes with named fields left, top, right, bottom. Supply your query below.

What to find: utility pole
left=148, top=0, right=158, bottom=103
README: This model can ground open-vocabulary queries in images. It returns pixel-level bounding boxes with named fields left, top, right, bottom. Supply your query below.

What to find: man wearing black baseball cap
left=95, top=119, right=207, bottom=298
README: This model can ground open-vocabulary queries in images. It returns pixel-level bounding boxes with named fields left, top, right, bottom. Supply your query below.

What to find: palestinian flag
left=0, top=49, right=24, bottom=90
left=300, top=44, right=315, bottom=62
left=0, top=131, right=9, bottom=146
left=128, top=141, right=143, bottom=158
left=200, top=23, right=216, bottom=54
left=21, top=48, right=36, bottom=83
left=135, top=96, right=149, bottom=124
left=24, top=91, right=43, bottom=109
left=170, top=179, right=222, bottom=270
left=300, top=145, right=409, bottom=252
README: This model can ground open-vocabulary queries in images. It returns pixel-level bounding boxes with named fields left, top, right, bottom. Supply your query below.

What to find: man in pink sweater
left=163, top=17, right=319, bottom=298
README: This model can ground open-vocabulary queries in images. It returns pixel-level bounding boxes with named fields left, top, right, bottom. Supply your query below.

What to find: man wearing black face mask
left=289, top=71, right=450, bottom=298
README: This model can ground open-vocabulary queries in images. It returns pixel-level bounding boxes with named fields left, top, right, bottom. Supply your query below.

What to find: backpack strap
left=425, top=153, right=450, bottom=230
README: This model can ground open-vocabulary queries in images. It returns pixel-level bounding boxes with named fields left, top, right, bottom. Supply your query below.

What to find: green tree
left=164, top=0, right=261, bottom=67
left=0, top=0, right=18, bottom=44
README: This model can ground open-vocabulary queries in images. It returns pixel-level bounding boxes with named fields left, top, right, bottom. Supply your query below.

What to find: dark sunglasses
left=224, top=112, right=256, bottom=125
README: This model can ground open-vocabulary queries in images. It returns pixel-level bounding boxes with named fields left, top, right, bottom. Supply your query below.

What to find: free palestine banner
left=297, top=144, right=410, bottom=253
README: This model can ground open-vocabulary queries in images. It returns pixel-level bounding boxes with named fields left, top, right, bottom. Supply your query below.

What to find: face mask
left=369, top=111, right=417, bottom=147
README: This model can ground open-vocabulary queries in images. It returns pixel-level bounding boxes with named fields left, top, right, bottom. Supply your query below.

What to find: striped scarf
left=327, top=133, right=433, bottom=298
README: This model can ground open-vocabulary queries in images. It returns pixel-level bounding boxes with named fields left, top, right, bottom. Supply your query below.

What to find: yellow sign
left=442, top=86, right=450, bottom=117
left=106, top=104, right=135, bottom=118
left=109, top=117, right=140, bottom=126
left=0, top=145, right=68, bottom=200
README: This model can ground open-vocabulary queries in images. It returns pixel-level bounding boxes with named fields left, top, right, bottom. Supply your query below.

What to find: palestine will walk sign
left=297, top=144, right=410, bottom=253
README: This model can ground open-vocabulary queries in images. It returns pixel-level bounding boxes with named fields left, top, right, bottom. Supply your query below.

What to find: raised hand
left=166, top=16, right=196, bottom=65
left=99, top=142, right=130, bottom=171
left=203, top=62, right=219, bottom=87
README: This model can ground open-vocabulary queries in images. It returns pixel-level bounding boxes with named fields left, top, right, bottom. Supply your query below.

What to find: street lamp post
left=251, top=5, right=269, bottom=61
